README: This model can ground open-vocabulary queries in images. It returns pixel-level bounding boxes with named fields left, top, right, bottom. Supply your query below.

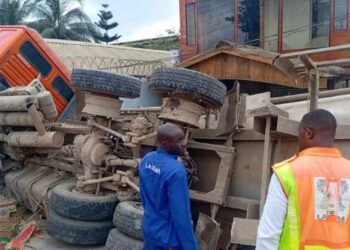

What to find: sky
left=84, top=0, right=180, bottom=43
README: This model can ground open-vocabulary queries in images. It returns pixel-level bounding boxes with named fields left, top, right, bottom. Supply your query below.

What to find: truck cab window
left=0, top=74, right=10, bottom=91
left=20, top=41, right=52, bottom=77
left=52, top=76, right=74, bottom=102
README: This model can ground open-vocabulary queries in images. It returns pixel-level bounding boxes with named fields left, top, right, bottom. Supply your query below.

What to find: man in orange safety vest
left=257, top=109, right=350, bottom=249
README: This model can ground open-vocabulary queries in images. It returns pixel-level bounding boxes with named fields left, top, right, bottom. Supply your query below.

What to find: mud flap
left=195, top=213, right=221, bottom=250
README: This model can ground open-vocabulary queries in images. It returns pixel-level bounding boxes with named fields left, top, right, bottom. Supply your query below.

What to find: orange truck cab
left=0, top=25, right=74, bottom=118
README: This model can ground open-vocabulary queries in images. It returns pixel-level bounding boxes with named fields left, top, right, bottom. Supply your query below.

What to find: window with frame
left=198, top=0, right=234, bottom=52
left=334, top=0, right=348, bottom=30
left=52, top=76, right=74, bottom=102
left=264, top=0, right=278, bottom=51
left=186, top=3, right=196, bottom=46
left=312, top=0, right=330, bottom=39
left=283, top=0, right=330, bottom=50
left=0, top=74, right=9, bottom=91
left=20, top=41, right=52, bottom=77
left=238, top=0, right=260, bottom=46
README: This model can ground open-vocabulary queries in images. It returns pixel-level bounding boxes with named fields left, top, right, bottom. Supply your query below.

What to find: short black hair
left=157, top=123, right=183, bottom=143
left=300, top=109, right=337, bottom=137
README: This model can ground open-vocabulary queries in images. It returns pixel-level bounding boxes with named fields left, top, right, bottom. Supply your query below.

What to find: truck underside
left=1, top=44, right=350, bottom=249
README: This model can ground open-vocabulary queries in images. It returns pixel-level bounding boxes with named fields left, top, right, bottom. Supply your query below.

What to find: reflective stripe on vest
left=274, top=148, right=350, bottom=249
left=274, top=163, right=301, bottom=250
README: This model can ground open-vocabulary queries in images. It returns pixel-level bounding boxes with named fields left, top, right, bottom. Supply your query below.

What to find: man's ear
left=160, top=141, right=168, bottom=150
left=305, top=127, right=314, bottom=139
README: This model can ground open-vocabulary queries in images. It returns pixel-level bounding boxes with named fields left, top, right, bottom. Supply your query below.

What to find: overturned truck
left=1, top=58, right=350, bottom=249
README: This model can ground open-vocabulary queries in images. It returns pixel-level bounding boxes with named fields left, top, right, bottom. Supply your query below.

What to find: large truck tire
left=149, top=67, right=227, bottom=108
left=49, top=182, right=118, bottom=221
left=71, top=69, right=142, bottom=98
left=113, top=201, right=144, bottom=240
left=105, top=228, right=143, bottom=250
left=46, top=209, right=113, bottom=245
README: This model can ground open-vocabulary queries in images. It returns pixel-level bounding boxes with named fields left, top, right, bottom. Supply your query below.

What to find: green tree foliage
left=27, top=0, right=99, bottom=42
left=94, top=4, right=121, bottom=44
left=0, top=0, right=35, bottom=25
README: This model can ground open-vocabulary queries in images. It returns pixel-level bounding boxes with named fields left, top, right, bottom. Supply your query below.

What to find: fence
left=61, top=56, right=169, bottom=76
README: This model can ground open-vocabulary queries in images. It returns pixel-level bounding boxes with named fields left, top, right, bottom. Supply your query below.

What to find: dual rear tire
left=106, top=201, right=144, bottom=250
left=46, top=183, right=145, bottom=248
left=46, top=182, right=117, bottom=245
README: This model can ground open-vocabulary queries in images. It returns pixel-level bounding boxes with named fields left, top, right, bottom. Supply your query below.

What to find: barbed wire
left=61, top=56, right=170, bottom=76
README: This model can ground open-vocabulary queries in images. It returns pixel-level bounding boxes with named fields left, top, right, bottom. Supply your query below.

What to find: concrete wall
left=278, top=94, right=350, bottom=125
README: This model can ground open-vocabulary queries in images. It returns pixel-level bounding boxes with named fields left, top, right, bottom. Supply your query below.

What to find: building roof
left=180, top=41, right=281, bottom=68
left=178, top=41, right=350, bottom=88
left=45, top=39, right=174, bottom=76
left=178, top=41, right=311, bottom=88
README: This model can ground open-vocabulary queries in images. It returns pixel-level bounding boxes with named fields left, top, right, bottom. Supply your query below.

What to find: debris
left=196, top=213, right=222, bottom=250
left=5, top=221, right=40, bottom=250
left=0, top=196, right=16, bottom=221
left=0, top=196, right=19, bottom=249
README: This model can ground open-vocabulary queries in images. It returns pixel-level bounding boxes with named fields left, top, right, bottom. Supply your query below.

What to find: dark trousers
left=143, top=241, right=182, bottom=250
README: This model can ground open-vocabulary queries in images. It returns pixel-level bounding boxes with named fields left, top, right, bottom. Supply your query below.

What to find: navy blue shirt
left=140, top=149, right=198, bottom=250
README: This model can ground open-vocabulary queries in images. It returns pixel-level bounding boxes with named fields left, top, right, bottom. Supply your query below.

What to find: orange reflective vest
left=273, top=147, right=350, bottom=250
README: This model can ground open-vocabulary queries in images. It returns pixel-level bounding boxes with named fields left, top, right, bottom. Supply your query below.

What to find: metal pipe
left=78, top=171, right=140, bottom=192
left=48, top=123, right=90, bottom=134
left=121, top=107, right=161, bottom=113
left=96, top=172, right=102, bottom=195
left=123, top=176, right=140, bottom=192
left=79, top=176, right=115, bottom=186
left=271, top=87, right=350, bottom=104
left=316, top=59, right=350, bottom=67
left=308, top=65, right=320, bottom=112
left=89, top=120, right=125, bottom=141
left=0, top=112, right=43, bottom=126
left=259, top=117, right=272, bottom=216
left=28, top=105, right=46, bottom=135
left=106, top=156, right=139, bottom=168
left=132, top=132, right=157, bottom=144
left=6, top=131, right=64, bottom=148
left=0, top=95, right=38, bottom=112
left=280, top=44, right=350, bottom=58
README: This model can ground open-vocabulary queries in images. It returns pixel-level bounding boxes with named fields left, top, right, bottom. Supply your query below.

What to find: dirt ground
left=24, top=228, right=105, bottom=250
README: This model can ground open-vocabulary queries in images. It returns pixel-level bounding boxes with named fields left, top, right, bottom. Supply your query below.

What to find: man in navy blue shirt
left=139, top=123, right=198, bottom=250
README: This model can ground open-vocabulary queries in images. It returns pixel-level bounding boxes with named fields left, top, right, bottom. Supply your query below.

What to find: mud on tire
left=71, top=69, right=142, bottom=98
left=106, top=228, right=143, bottom=250
left=49, top=182, right=118, bottom=221
left=46, top=209, right=113, bottom=245
left=149, top=67, right=227, bottom=108
left=113, top=201, right=144, bottom=240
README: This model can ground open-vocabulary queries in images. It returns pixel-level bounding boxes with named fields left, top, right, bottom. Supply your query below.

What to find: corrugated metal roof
left=45, top=39, right=174, bottom=76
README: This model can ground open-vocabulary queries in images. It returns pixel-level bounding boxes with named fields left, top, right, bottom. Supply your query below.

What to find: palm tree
left=0, top=0, right=35, bottom=25
left=28, top=0, right=99, bottom=42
